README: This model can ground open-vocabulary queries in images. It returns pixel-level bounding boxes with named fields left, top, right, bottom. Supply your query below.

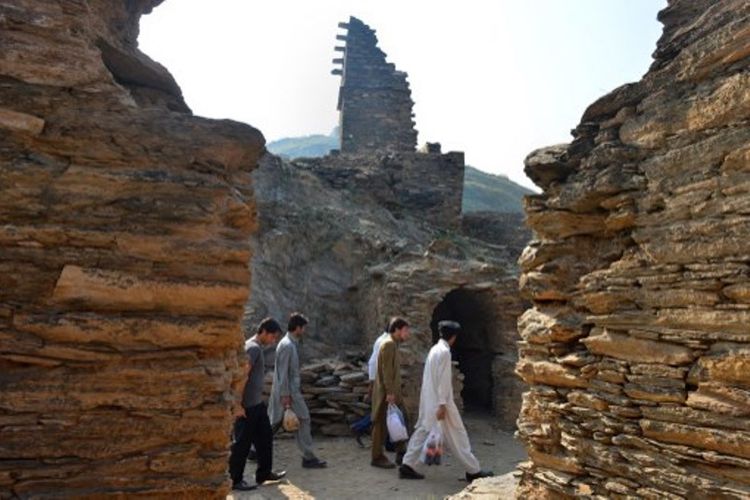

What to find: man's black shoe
left=398, top=464, right=424, bottom=480
left=232, top=480, right=258, bottom=491
left=257, top=470, right=286, bottom=484
left=466, top=469, right=494, bottom=483
left=302, top=457, right=328, bottom=468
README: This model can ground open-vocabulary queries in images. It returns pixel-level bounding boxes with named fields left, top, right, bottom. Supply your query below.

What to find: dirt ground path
left=228, top=413, right=525, bottom=500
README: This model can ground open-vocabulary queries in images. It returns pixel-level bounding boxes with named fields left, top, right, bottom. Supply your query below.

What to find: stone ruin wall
left=0, top=1, right=263, bottom=497
left=245, top=149, right=526, bottom=430
left=334, top=16, right=418, bottom=154
left=242, top=15, right=527, bottom=431
left=516, top=0, right=750, bottom=498
left=294, top=150, right=465, bottom=229
left=359, top=248, right=524, bottom=429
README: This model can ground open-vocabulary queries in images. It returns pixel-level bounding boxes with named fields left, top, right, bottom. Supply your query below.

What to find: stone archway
left=430, top=288, right=499, bottom=412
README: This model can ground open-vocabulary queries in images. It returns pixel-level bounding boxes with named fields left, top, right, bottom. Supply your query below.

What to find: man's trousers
left=402, top=413, right=481, bottom=474
left=228, top=402, right=273, bottom=484
left=371, top=401, right=407, bottom=460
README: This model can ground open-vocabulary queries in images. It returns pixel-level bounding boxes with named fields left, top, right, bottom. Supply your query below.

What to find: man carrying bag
left=398, top=320, right=493, bottom=482
left=371, top=317, right=411, bottom=468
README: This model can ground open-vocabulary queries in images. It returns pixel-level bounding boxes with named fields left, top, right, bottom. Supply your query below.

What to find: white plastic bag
left=386, top=403, right=408, bottom=442
left=282, top=408, right=300, bottom=432
left=419, top=422, right=444, bottom=466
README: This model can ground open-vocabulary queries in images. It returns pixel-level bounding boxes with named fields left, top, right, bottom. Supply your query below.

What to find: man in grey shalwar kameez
left=268, top=312, right=328, bottom=468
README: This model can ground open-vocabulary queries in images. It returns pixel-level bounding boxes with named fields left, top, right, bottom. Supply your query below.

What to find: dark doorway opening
left=430, top=288, right=497, bottom=412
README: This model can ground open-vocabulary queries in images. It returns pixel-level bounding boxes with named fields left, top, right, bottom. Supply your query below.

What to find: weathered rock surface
left=0, top=1, right=263, bottom=497
left=516, top=1, right=750, bottom=498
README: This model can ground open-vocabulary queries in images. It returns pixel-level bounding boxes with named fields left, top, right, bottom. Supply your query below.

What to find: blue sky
left=139, top=0, right=666, bottom=190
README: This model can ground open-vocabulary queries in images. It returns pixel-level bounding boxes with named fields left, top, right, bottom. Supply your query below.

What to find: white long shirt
left=367, top=331, right=391, bottom=381
left=416, top=338, right=456, bottom=428
left=404, top=338, right=481, bottom=474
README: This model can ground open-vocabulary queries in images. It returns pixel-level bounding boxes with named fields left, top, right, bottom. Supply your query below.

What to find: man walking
left=398, top=320, right=493, bottom=482
left=351, top=325, right=392, bottom=446
left=229, top=318, right=287, bottom=491
left=371, top=317, right=410, bottom=469
left=269, top=312, right=327, bottom=468
left=368, top=326, right=391, bottom=386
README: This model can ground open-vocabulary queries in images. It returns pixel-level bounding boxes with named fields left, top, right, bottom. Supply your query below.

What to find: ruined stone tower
left=333, top=16, right=418, bottom=153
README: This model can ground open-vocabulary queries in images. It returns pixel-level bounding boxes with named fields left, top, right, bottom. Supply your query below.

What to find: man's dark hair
left=388, top=316, right=409, bottom=333
left=438, top=320, right=461, bottom=340
left=287, top=312, right=309, bottom=332
left=257, top=317, right=282, bottom=334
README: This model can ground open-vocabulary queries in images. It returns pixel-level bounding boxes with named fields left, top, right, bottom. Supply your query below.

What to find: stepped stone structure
left=516, top=0, right=750, bottom=498
left=0, top=1, right=263, bottom=497
left=333, top=16, right=417, bottom=154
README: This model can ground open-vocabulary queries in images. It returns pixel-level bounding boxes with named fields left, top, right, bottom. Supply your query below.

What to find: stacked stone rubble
left=334, top=16, right=418, bottom=154
left=0, top=1, right=263, bottom=497
left=516, top=1, right=750, bottom=498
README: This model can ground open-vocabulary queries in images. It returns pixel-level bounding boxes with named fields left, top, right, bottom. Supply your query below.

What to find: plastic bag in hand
left=282, top=408, right=300, bottom=432
left=419, top=422, right=444, bottom=466
left=386, top=403, right=408, bottom=442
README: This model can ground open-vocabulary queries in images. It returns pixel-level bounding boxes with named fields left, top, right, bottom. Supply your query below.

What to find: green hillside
left=266, top=134, right=533, bottom=213
left=462, top=166, right=533, bottom=213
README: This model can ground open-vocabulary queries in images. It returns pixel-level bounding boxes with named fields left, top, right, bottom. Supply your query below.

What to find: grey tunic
left=268, top=332, right=310, bottom=424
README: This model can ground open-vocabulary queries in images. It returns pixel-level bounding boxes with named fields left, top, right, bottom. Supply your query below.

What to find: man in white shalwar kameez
left=398, top=320, right=493, bottom=482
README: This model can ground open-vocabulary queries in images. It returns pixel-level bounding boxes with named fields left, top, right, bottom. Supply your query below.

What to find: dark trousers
left=371, top=402, right=407, bottom=460
left=228, top=402, right=273, bottom=484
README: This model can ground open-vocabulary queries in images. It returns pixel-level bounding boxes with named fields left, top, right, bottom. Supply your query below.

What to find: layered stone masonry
left=293, top=151, right=465, bottom=229
left=516, top=0, right=750, bottom=498
left=0, top=1, right=263, bottom=497
left=334, top=16, right=418, bottom=154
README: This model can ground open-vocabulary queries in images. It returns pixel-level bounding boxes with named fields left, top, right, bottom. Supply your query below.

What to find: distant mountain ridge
left=266, top=133, right=533, bottom=213
left=266, top=133, right=338, bottom=159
